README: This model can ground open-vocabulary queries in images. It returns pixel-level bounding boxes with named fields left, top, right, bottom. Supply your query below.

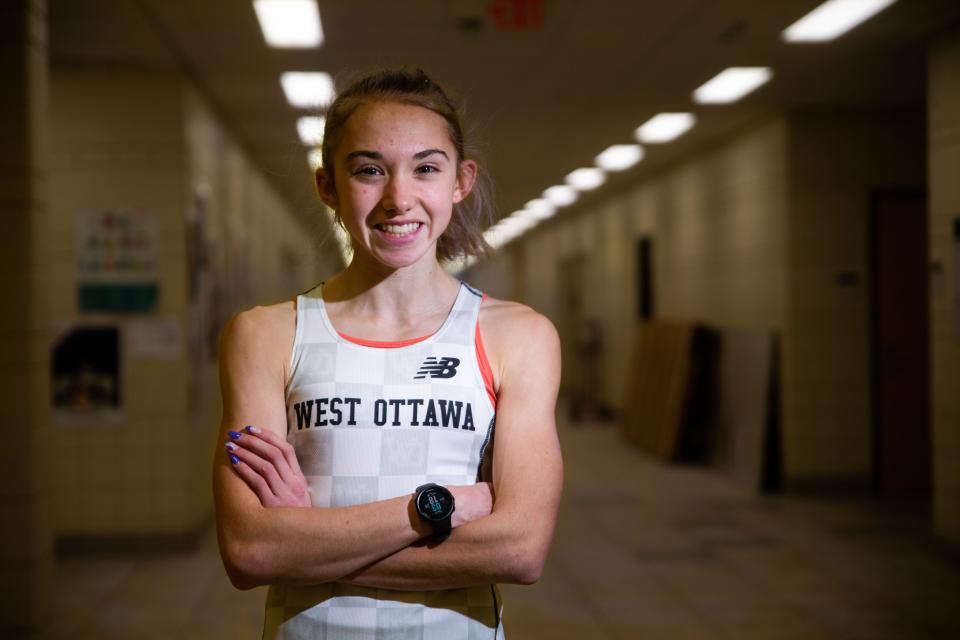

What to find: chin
left=369, top=248, right=433, bottom=270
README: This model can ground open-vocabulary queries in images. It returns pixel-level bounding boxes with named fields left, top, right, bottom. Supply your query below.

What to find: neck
left=322, top=251, right=461, bottom=323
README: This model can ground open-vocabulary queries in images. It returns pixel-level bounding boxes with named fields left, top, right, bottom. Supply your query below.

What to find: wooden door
left=872, top=190, right=930, bottom=494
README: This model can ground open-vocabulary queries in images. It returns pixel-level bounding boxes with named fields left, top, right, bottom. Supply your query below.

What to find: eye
left=416, top=164, right=440, bottom=175
left=352, top=165, right=383, bottom=177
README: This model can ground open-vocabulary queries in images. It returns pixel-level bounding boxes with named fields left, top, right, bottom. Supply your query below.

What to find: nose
left=381, top=174, right=413, bottom=214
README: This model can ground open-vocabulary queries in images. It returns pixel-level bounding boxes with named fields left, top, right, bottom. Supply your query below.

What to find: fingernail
left=245, top=425, right=260, bottom=434
left=225, top=442, right=237, bottom=451
left=228, top=453, right=240, bottom=465
left=227, top=431, right=243, bottom=440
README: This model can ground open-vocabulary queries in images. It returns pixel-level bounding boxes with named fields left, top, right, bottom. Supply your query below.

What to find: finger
left=227, top=445, right=310, bottom=508
left=243, top=425, right=306, bottom=478
left=226, top=450, right=277, bottom=506
left=227, top=428, right=301, bottom=489
left=227, top=442, right=287, bottom=498
left=247, top=427, right=310, bottom=493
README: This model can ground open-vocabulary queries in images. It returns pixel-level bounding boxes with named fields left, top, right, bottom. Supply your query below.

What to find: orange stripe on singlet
left=477, top=294, right=497, bottom=409
left=336, top=332, right=434, bottom=348
left=333, top=299, right=498, bottom=410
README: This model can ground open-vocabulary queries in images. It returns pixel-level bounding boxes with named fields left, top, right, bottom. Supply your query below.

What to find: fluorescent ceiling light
left=281, top=72, right=335, bottom=108
left=565, top=168, right=605, bottom=191
left=542, top=186, right=578, bottom=208
left=501, top=213, right=539, bottom=230
left=484, top=226, right=516, bottom=249
left=595, top=144, right=644, bottom=172
left=253, top=0, right=324, bottom=48
left=694, top=67, right=773, bottom=104
left=297, top=116, right=325, bottom=145
left=307, top=148, right=323, bottom=170
left=444, top=255, right=476, bottom=274
left=524, top=198, right=558, bottom=219
left=635, top=113, right=696, bottom=143
left=513, top=211, right=544, bottom=226
left=783, top=0, right=897, bottom=42
left=486, top=223, right=517, bottom=239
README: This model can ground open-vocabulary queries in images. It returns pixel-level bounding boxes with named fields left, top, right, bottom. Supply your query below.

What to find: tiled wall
left=46, top=67, right=335, bottom=540
left=1, top=0, right=53, bottom=631
left=929, top=29, right=960, bottom=543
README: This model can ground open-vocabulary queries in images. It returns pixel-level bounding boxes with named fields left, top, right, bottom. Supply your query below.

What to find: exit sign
left=487, top=0, right=545, bottom=30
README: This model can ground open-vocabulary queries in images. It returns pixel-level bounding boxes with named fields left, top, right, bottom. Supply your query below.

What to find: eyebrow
left=343, top=148, right=449, bottom=162
left=413, top=148, right=449, bottom=160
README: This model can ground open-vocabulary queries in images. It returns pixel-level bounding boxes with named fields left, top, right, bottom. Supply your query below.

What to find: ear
left=453, top=160, right=478, bottom=204
left=315, top=167, right=338, bottom=210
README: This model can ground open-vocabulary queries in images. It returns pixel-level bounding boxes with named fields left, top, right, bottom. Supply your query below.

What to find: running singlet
left=262, top=281, right=503, bottom=640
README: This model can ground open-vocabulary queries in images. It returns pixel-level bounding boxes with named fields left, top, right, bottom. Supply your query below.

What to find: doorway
left=637, top=235, right=654, bottom=320
left=870, top=189, right=931, bottom=495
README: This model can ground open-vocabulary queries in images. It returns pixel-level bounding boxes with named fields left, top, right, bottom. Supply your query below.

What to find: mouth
left=374, top=222, right=423, bottom=237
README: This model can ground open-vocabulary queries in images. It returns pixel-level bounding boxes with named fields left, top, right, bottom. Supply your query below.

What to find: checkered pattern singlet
left=262, top=281, right=504, bottom=640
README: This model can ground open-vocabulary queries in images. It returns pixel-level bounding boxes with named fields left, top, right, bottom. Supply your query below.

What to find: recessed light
left=635, top=113, right=696, bottom=143
left=693, top=67, right=772, bottom=104
left=253, top=0, right=324, bottom=48
left=484, top=225, right=518, bottom=249
left=522, top=199, right=556, bottom=220
left=565, top=168, right=606, bottom=191
left=307, top=148, right=323, bottom=170
left=595, top=144, right=644, bottom=171
left=542, top=186, right=578, bottom=208
left=783, top=0, right=897, bottom=43
left=297, top=116, right=325, bottom=145
left=281, top=72, right=335, bottom=108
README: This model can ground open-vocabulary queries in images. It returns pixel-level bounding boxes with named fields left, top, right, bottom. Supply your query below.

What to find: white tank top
left=262, top=281, right=504, bottom=640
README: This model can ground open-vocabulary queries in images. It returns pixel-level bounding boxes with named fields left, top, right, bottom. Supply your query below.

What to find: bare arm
left=213, top=306, right=438, bottom=589
left=339, top=304, right=564, bottom=589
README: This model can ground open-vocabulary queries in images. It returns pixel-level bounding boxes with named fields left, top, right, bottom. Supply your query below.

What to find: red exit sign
left=487, top=0, right=545, bottom=30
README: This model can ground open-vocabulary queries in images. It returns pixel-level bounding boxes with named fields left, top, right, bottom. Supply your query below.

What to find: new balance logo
left=415, top=356, right=460, bottom=379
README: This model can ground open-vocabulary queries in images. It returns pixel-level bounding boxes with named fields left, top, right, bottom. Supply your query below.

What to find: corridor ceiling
left=49, top=0, right=960, bottom=235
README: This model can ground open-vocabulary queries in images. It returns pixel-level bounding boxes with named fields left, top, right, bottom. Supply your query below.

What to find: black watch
left=415, top=483, right=455, bottom=539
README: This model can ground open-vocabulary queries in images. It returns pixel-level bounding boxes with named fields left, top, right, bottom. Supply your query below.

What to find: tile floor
left=50, top=419, right=960, bottom=639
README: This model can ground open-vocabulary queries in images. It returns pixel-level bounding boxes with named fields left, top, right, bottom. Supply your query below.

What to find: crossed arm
left=212, top=302, right=563, bottom=591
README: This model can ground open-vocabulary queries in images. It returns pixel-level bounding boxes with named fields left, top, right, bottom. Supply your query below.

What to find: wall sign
left=76, top=209, right=159, bottom=313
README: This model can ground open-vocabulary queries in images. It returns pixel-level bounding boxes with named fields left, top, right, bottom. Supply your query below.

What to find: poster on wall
left=76, top=209, right=159, bottom=313
left=51, top=325, right=122, bottom=425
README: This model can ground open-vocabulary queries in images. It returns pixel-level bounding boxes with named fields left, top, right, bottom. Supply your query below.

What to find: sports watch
left=414, top=483, right=455, bottom=539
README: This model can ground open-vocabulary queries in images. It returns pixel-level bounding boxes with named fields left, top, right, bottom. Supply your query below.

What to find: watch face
left=417, top=486, right=453, bottom=521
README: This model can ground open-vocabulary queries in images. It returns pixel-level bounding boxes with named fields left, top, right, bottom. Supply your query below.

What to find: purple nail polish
left=228, top=430, right=242, bottom=440
left=225, top=442, right=237, bottom=451
left=245, top=425, right=259, bottom=434
left=229, top=453, right=240, bottom=465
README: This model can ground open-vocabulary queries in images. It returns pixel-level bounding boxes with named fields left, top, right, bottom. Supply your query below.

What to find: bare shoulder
left=220, top=300, right=296, bottom=371
left=480, top=296, right=557, bottom=342
left=479, top=296, right=560, bottom=384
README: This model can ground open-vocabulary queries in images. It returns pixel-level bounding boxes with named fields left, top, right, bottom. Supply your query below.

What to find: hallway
left=51, top=417, right=960, bottom=640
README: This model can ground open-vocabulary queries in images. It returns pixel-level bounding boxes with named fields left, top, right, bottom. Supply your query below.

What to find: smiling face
left=317, top=101, right=477, bottom=271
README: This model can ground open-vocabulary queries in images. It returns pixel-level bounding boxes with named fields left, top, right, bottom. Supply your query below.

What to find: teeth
left=378, top=222, right=419, bottom=236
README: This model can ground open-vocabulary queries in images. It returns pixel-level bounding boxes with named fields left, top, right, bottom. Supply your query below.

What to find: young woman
left=213, top=68, right=563, bottom=639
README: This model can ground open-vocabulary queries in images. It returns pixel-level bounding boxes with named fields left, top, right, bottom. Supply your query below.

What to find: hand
left=449, top=482, right=495, bottom=528
left=225, top=425, right=312, bottom=508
